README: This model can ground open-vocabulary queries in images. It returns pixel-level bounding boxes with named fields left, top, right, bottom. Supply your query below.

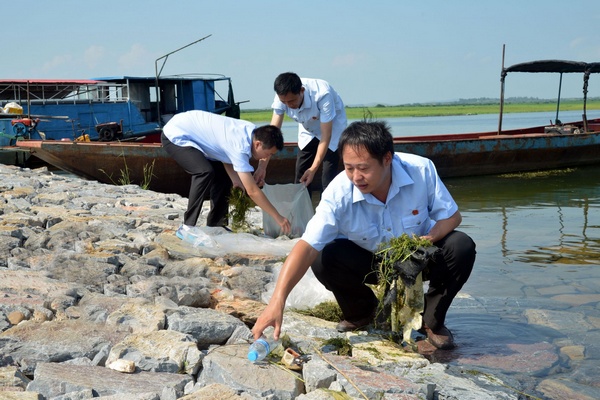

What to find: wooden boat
left=13, top=58, right=600, bottom=196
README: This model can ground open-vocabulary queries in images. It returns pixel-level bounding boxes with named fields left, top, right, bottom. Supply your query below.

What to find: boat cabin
left=0, top=75, right=238, bottom=143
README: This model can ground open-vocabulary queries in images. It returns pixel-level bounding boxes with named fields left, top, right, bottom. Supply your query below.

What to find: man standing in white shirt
left=161, top=110, right=291, bottom=236
left=252, top=120, right=476, bottom=351
left=266, top=72, right=347, bottom=197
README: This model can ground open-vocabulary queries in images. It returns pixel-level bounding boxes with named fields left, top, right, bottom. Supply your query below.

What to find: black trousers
left=296, top=137, right=340, bottom=196
left=161, top=133, right=231, bottom=227
left=311, top=230, right=476, bottom=330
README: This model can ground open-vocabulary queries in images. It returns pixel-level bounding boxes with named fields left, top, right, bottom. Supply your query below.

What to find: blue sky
left=3, top=1, right=600, bottom=109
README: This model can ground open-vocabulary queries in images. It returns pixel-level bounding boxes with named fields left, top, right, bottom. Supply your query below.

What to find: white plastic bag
left=261, top=263, right=336, bottom=309
left=262, top=183, right=314, bottom=238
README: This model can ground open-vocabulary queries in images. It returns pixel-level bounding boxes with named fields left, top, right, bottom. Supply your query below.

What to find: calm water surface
left=280, top=109, right=600, bottom=140
left=438, top=165, right=600, bottom=397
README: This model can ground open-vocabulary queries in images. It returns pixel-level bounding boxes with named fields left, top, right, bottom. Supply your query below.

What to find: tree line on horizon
left=243, top=97, right=600, bottom=112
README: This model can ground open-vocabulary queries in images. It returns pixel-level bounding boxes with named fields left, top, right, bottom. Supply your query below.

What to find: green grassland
left=240, top=99, right=600, bottom=123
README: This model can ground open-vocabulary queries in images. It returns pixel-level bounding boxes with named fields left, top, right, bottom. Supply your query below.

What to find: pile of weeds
left=371, top=234, right=433, bottom=342
left=292, top=301, right=343, bottom=322
left=229, top=187, right=254, bottom=231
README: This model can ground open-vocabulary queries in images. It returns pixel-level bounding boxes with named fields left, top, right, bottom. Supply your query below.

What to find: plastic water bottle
left=180, top=226, right=215, bottom=248
left=248, top=336, right=280, bottom=362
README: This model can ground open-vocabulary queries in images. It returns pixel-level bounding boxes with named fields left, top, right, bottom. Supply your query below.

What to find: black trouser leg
left=311, top=239, right=379, bottom=321
left=295, top=137, right=340, bottom=196
left=206, top=162, right=231, bottom=227
left=423, top=230, right=476, bottom=330
left=161, top=133, right=231, bottom=227
left=311, top=231, right=476, bottom=329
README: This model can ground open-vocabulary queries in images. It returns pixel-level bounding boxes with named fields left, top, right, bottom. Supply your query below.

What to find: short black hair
left=253, top=125, right=284, bottom=150
left=274, top=72, right=302, bottom=95
left=339, top=121, right=394, bottom=164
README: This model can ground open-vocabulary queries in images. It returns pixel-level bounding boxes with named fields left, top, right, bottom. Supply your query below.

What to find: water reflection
left=438, top=165, right=600, bottom=396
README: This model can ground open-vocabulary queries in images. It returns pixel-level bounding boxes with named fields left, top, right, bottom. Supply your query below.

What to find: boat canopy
left=499, top=58, right=600, bottom=133
left=503, top=60, right=600, bottom=74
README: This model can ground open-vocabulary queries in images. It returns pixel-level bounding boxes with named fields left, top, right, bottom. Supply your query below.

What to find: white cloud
left=40, top=54, right=73, bottom=74
left=118, top=44, right=149, bottom=70
left=569, top=37, right=585, bottom=48
left=84, top=45, right=107, bottom=69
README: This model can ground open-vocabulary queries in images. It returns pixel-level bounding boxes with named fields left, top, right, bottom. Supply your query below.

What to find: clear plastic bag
left=261, top=263, right=335, bottom=309
left=262, top=183, right=314, bottom=238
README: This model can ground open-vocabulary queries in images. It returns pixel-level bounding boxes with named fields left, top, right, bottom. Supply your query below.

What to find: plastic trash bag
left=261, top=263, right=335, bottom=309
left=262, top=183, right=314, bottom=238
left=179, top=226, right=299, bottom=258
left=392, top=245, right=440, bottom=286
left=179, top=226, right=217, bottom=248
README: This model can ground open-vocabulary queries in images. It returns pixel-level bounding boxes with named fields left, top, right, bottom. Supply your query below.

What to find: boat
left=0, top=74, right=239, bottom=170
left=12, top=57, right=600, bottom=196
left=0, top=75, right=239, bottom=143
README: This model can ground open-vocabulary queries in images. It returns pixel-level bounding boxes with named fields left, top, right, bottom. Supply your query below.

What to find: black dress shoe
left=336, top=311, right=375, bottom=332
left=423, top=324, right=455, bottom=349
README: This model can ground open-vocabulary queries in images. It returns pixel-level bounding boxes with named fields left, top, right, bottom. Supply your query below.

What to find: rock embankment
left=0, top=164, right=518, bottom=399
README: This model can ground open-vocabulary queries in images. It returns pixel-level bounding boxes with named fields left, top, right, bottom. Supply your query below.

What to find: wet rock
left=550, top=293, right=600, bottom=307
left=458, top=341, right=559, bottom=375
left=524, top=308, right=596, bottom=334
left=537, top=378, right=599, bottom=400
left=560, top=345, right=585, bottom=361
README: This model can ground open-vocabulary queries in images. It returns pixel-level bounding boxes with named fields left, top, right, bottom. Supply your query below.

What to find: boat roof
left=93, top=74, right=231, bottom=82
left=0, top=79, right=103, bottom=84
left=504, top=60, right=600, bottom=74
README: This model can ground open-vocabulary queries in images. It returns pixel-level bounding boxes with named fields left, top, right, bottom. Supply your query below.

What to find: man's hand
left=254, top=159, right=268, bottom=188
left=299, top=168, right=316, bottom=187
left=252, top=302, right=284, bottom=340
left=231, top=177, right=244, bottom=190
left=276, top=215, right=291, bottom=235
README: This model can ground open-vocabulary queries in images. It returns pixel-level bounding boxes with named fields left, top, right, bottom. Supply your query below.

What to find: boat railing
left=0, top=81, right=130, bottom=106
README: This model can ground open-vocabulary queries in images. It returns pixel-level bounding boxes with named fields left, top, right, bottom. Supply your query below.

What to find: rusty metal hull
left=394, top=129, right=600, bottom=177
left=19, top=141, right=192, bottom=196
left=15, top=118, right=600, bottom=196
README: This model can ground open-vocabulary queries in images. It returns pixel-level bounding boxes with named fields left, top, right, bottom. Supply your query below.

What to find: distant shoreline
left=241, top=99, right=600, bottom=122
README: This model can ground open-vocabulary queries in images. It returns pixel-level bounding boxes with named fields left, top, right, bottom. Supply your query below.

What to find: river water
left=279, top=109, right=600, bottom=140
left=440, top=165, right=600, bottom=397
left=281, top=110, right=600, bottom=397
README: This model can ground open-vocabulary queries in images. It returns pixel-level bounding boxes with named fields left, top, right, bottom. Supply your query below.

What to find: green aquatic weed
left=229, top=187, right=253, bottom=231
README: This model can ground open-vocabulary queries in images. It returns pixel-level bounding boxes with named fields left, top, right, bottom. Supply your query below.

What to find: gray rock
left=166, top=306, right=245, bottom=346
left=195, top=345, right=304, bottom=399
left=27, top=362, right=192, bottom=398
left=302, top=358, right=337, bottom=393
left=0, top=165, right=567, bottom=400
